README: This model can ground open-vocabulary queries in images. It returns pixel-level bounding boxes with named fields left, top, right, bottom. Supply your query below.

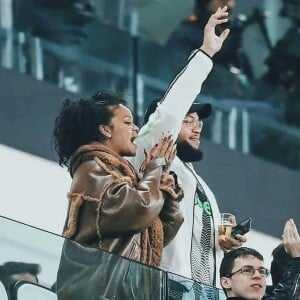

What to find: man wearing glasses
left=220, top=247, right=268, bottom=299
left=134, top=7, right=246, bottom=299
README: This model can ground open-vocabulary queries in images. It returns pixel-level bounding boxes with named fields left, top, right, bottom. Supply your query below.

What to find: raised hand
left=282, top=218, right=300, bottom=258
left=200, top=6, right=230, bottom=57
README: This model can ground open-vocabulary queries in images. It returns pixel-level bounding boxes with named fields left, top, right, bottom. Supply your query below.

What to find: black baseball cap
left=144, top=99, right=212, bottom=124
left=188, top=102, right=212, bottom=119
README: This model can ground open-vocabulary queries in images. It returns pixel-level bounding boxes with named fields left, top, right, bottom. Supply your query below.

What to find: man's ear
left=98, top=125, right=112, bottom=139
left=220, top=276, right=232, bottom=290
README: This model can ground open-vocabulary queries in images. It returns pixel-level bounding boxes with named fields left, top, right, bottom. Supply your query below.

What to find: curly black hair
left=52, top=90, right=127, bottom=167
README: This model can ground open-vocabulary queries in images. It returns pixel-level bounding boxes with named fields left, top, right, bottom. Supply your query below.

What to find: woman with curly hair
left=53, top=90, right=184, bottom=265
left=53, top=91, right=184, bottom=299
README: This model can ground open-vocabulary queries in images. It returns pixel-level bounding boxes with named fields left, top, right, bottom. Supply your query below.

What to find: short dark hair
left=271, top=243, right=292, bottom=285
left=220, top=247, right=264, bottom=277
left=52, top=90, right=127, bottom=167
left=0, top=261, right=41, bottom=290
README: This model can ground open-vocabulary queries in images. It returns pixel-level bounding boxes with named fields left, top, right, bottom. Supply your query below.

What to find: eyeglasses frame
left=226, top=265, right=270, bottom=278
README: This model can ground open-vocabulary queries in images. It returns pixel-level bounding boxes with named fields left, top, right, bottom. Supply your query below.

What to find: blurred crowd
left=8, top=0, right=300, bottom=131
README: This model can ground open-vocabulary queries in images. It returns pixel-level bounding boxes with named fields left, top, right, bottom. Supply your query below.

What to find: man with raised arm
left=130, top=6, right=246, bottom=294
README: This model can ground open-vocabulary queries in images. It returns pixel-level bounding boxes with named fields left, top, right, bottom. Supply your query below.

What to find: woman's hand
left=139, top=133, right=176, bottom=173
left=200, top=6, right=230, bottom=57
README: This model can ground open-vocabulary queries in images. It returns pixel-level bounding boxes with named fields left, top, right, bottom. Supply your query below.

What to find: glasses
left=228, top=266, right=270, bottom=278
left=183, top=118, right=203, bottom=129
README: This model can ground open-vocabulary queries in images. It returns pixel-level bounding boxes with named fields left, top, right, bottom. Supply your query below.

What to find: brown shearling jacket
left=62, top=144, right=184, bottom=267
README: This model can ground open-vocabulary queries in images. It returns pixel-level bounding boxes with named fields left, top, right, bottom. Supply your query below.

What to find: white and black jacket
left=129, top=50, right=223, bottom=287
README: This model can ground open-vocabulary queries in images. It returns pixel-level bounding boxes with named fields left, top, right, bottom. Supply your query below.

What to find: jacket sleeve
left=63, top=159, right=171, bottom=242
left=263, top=258, right=300, bottom=300
left=99, top=160, right=166, bottom=235
left=159, top=196, right=184, bottom=246
left=132, top=50, right=213, bottom=172
left=158, top=171, right=184, bottom=246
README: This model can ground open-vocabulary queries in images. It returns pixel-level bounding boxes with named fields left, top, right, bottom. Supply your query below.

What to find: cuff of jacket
left=160, top=184, right=184, bottom=201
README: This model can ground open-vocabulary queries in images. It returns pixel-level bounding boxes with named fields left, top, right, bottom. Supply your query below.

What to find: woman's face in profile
left=105, top=105, right=139, bottom=157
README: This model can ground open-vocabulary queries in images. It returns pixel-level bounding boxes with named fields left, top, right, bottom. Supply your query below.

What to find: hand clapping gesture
left=139, top=133, right=176, bottom=174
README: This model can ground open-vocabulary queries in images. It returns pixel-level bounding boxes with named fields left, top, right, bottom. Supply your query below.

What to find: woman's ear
left=98, top=125, right=112, bottom=139
left=220, top=276, right=232, bottom=290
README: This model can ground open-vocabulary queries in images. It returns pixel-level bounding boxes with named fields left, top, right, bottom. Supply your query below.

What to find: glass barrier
left=11, top=281, right=57, bottom=300
left=0, top=215, right=226, bottom=299
left=167, top=273, right=226, bottom=300
left=1, top=0, right=300, bottom=171
left=0, top=216, right=63, bottom=291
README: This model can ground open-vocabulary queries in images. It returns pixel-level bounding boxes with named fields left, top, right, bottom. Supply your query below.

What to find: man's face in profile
left=176, top=112, right=204, bottom=162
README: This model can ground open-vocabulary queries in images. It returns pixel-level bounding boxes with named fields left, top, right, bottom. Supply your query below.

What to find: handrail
left=0, top=215, right=226, bottom=299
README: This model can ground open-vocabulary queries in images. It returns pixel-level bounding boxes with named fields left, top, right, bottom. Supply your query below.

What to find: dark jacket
left=63, top=143, right=184, bottom=267
left=263, top=258, right=300, bottom=300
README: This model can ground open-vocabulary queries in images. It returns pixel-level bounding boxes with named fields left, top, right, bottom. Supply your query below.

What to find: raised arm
left=134, top=7, right=230, bottom=169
